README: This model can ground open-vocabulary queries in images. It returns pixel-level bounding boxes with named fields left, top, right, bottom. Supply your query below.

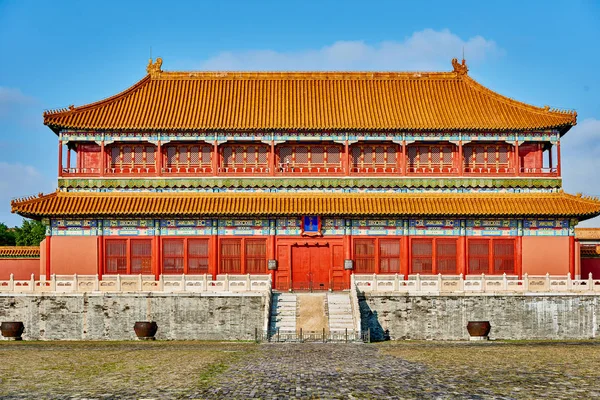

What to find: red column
left=212, top=141, right=219, bottom=176
left=516, top=236, right=523, bottom=278
left=515, top=141, right=521, bottom=176
left=58, top=141, right=63, bottom=177
left=153, top=231, right=160, bottom=280
left=270, top=141, right=276, bottom=176
left=401, top=141, right=407, bottom=176
left=156, top=141, right=162, bottom=176
left=458, top=141, right=464, bottom=176
left=343, top=141, right=349, bottom=175
left=397, top=236, right=407, bottom=279
left=575, top=240, right=581, bottom=279
left=211, top=231, right=219, bottom=279
left=45, top=235, right=51, bottom=279
left=458, top=236, right=466, bottom=276
left=569, top=235, right=575, bottom=278
left=97, top=235, right=104, bottom=280
left=556, top=141, right=562, bottom=177
left=100, top=141, right=106, bottom=176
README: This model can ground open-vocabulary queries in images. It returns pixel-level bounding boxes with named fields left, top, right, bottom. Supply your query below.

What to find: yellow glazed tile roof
left=43, top=58, right=576, bottom=132
left=11, top=191, right=600, bottom=220
left=0, top=246, right=40, bottom=258
left=575, top=228, right=600, bottom=240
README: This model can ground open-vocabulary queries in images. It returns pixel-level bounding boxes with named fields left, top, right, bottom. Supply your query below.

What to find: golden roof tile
left=43, top=59, right=576, bottom=133
left=575, top=228, right=600, bottom=240
left=10, top=191, right=600, bottom=220
left=0, top=246, right=40, bottom=258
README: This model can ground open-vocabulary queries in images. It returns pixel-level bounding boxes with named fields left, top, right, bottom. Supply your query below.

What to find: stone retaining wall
left=0, top=293, right=266, bottom=340
left=360, top=294, right=600, bottom=340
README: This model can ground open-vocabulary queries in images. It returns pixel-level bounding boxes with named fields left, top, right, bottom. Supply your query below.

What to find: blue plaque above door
left=302, top=216, right=322, bottom=237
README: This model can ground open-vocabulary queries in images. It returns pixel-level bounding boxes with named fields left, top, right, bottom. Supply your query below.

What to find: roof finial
left=451, top=57, right=468, bottom=75
left=146, top=57, right=163, bottom=76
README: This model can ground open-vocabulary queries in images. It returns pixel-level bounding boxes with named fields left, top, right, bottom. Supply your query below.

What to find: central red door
left=291, top=244, right=331, bottom=291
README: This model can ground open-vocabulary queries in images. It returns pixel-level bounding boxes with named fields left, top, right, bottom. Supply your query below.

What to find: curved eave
left=11, top=192, right=600, bottom=221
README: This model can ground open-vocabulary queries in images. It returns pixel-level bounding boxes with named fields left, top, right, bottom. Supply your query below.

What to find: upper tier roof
left=43, top=58, right=576, bottom=133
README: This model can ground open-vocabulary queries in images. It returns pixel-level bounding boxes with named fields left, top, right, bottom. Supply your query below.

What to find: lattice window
left=163, top=239, right=184, bottom=274
left=386, top=147, right=396, bottom=164
left=436, top=239, right=457, bottom=274
left=468, top=239, right=489, bottom=274
left=379, top=239, right=400, bottom=273
left=374, top=147, right=385, bottom=164
left=493, top=239, right=515, bottom=274
left=312, top=147, right=324, bottom=165
left=354, top=239, right=375, bottom=273
left=327, top=147, right=340, bottom=165
left=464, top=144, right=512, bottom=170
left=234, top=147, right=244, bottom=164
left=246, top=239, right=266, bottom=273
left=408, top=145, right=454, bottom=170
left=351, top=146, right=362, bottom=167
left=201, top=146, right=211, bottom=164
left=223, top=146, right=234, bottom=166
left=411, top=239, right=433, bottom=274
left=258, top=147, right=268, bottom=164
left=188, top=239, right=209, bottom=274
left=109, top=144, right=156, bottom=169
left=280, top=146, right=293, bottom=165
left=131, top=239, right=152, bottom=274
left=221, top=239, right=242, bottom=273
left=363, top=147, right=374, bottom=165
left=190, top=146, right=200, bottom=165
left=146, top=146, right=155, bottom=164
left=122, top=146, right=132, bottom=164
left=105, top=240, right=127, bottom=274
left=296, top=147, right=308, bottom=164
left=247, top=146, right=257, bottom=164
left=221, top=144, right=268, bottom=170
left=167, top=147, right=177, bottom=165
left=351, top=144, right=397, bottom=170
left=133, top=147, right=143, bottom=164
left=111, top=147, right=120, bottom=165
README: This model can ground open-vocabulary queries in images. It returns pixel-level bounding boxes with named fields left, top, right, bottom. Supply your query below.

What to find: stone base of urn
left=1, top=321, right=24, bottom=340
left=467, top=321, right=491, bottom=341
left=133, top=321, right=158, bottom=340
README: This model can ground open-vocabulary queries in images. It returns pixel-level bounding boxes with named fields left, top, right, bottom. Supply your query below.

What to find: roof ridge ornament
left=451, top=58, right=468, bottom=75
left=147, top=57, right=163, bottom=77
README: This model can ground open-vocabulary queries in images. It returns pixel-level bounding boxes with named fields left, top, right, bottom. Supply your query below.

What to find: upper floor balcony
left=58, top=139, right=561, bottom=179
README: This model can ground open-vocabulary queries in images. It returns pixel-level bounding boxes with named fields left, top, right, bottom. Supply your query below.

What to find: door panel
left=311, top=245, right=330, bottom=290
left=292, top=246, right=311, bottom=290
left=276, top=244, right=291, bottom=291
left=331, top=244, right=347, bottom=290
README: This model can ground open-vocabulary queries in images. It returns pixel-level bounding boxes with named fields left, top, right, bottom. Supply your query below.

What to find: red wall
left=522, top=236, right=569, bottom=275
left=0, top=259, right=40, bottom=280
left=50, top=236, right=98, bottom=275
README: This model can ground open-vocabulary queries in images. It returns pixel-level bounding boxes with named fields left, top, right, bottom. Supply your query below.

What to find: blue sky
left=0, top=0, right=599, bottom=226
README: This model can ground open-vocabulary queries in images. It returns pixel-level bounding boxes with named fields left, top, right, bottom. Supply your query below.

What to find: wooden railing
left=353, top=273, right=600, bottom=294
left=0, top=274, right=272, bottom=294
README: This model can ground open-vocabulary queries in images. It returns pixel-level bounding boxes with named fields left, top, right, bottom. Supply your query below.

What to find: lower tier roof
left=11, top=191, right=600, bottom=220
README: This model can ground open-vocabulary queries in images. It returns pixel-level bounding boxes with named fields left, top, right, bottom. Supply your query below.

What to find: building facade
left=11, top=58, right=600, bottom=290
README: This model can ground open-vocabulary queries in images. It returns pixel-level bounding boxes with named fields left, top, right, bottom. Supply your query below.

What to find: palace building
left=10, top=57, right=600, bottom=290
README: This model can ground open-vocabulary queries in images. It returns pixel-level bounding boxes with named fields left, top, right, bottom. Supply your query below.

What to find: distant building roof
left=575, top=228, right=600, bottom=240
left=0, top=246, right=40, bottom=258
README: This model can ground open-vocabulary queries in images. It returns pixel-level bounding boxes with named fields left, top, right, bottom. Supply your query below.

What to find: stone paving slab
left=193, top=343, right=501, bottom=399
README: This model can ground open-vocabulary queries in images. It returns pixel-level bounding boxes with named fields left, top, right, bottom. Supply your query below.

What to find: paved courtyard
left=0, top=340, right=599, bottom=399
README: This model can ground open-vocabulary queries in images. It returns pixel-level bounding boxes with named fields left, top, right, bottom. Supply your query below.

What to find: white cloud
left=0, top=162, right=55, bottom=227
left=561, top=118, right=600, bottom=227
left=198, top=29, right=503, bottom=71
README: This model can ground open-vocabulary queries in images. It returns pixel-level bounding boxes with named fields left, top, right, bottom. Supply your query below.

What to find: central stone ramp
left=327, top=293, right=355, bottom=333
left=296, top=293, right=328, bottom=335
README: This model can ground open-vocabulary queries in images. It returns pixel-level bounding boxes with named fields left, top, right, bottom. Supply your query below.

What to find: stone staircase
left=268, top=292, right=297, bottom=334
left=327, top=293, right=356, bottom=333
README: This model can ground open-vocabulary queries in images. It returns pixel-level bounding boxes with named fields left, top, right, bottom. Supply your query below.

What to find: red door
left=291, top=244, right=331, bottom=291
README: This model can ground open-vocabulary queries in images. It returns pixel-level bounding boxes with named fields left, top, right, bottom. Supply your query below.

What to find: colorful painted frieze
left=409, top=219, right=461, bottom=236
left=217, top=219, right=270, bottom=236
left=160, top=219, right=213, bottom=235
left=322, top=218, right=345, bottom=235
left=276, top=218, right=302, bottom=235
left=351, top=219, right=405, bottom=236
left=102, top=219, right=156, bottom=236
left=466, top=219, right=519, bottom=236
left=522, top=219, right=570, bottom=236
left=50, top=219, right=99, bottom=236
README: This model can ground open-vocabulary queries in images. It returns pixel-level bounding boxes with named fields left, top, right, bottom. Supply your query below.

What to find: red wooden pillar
left=100, top=141, right=106, bottom=176
left=515, top=140, right=521, bottom=176
left=569, top=235, right=575, bottom=278
left=401, top=141, right=407, bottom=176
left=343, top=140, right=349, bottom=175
left=400, top=236, right=409, bottom=279
left=58, top=141, right=63, bottom=177
left=97, top=235, right=104, bottom=280
left=45, top=235, right=51, bottom=279
left=458, top=141, right=464, bottom=176
left=156, top=141, right=162, bottom=176
left=458, top=236, right=466, bottom=276
left=556, top=141, right=562, bottom=177
left=211, top=231, right=219, bottom=279
left=154, top=227, right=161, bottom=280
left=516, top=236, right=523, bottom=278
left=270, top=141, right=276, bottom=176
left=212, top=141, right=219, bottom=176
